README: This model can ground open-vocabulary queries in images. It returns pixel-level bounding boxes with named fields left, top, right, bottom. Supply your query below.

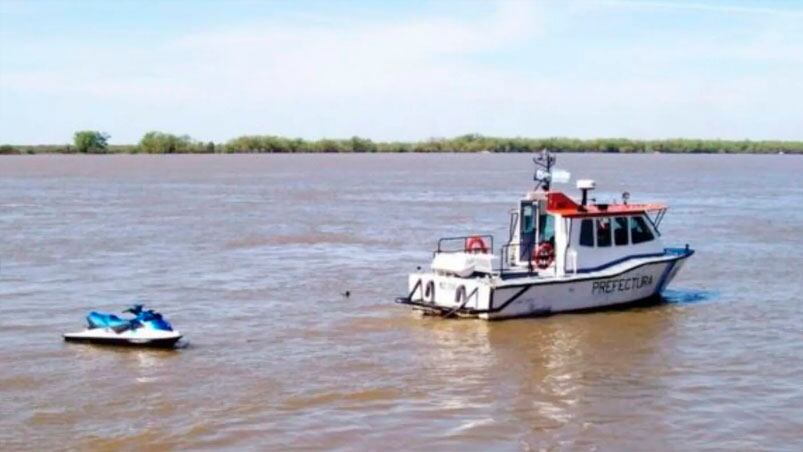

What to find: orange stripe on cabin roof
left=546, top=192, right=665, bottom=218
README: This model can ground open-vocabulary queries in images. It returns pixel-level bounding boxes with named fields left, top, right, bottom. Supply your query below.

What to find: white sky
left=1, top=0, right=802, bottom=144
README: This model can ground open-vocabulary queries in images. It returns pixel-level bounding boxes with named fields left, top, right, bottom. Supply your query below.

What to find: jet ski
left=63, top=304, right=182, bottom=348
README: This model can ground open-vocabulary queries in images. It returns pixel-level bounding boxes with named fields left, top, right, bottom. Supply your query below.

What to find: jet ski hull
left=63, top=329, right=183, bottom=348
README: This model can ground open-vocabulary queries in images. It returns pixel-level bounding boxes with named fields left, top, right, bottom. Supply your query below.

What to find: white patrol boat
left=396, top=151, right=694, bottom=320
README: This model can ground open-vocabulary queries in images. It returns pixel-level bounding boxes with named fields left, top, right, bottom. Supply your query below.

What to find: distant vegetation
left=138, top=131, right=215, bottom=154
left=73, top=130, right=110, bottom=153
left=1, top=132, right=801, bottom=154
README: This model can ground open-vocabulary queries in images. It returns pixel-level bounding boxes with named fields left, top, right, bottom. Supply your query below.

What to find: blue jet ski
left=64, top=304, right=182, bottom=348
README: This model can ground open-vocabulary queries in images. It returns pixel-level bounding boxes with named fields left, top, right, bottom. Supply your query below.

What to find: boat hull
left=486, top=257, right=685, bottom=319
left=63, top=329, right=183, bottom=348
left=398, top=249, right=691, bottom=320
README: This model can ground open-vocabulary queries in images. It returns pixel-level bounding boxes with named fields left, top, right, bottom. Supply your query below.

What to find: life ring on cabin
left=424, top=280, right=436, bottom=303
left=532, top=241, right=555, bottom=269
left=465, top=236, right=488, bottom=254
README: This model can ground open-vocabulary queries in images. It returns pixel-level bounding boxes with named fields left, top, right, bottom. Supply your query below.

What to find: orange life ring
left=465, top=236, right=488, bottom=254
left=532, top=241, right=554, bottom=269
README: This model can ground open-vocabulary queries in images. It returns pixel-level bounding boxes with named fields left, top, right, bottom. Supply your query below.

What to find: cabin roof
left=546, top=192, right=665, bottom=218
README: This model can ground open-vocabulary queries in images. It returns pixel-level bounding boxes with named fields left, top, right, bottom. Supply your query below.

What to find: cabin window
left=630, top=216, right=655, bottom=244
left=579, top=219, right=594, bottom=247
left=539, top=214, right=555, bottom=243
left=596, top=218, right=612, bottom=247
left=613, top=217, right=629, bottom=246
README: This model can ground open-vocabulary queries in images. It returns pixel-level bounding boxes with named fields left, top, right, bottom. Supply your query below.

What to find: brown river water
left=0, top=153, right=801, bottom=451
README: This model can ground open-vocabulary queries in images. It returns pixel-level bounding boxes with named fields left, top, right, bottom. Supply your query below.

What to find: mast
left=533, top=149, right=556, bottom=191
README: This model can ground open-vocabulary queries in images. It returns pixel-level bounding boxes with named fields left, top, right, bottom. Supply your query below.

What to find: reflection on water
left=662, top=288, right=720, bottom=304
left=65, top=345, right=183, bottom=387
left=398, top=304, right=684, bottom=448
left=1, top=153, right=802, bottom=450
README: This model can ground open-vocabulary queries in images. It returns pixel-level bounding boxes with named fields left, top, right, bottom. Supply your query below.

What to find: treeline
left=2, top=132, right=802, bottom=155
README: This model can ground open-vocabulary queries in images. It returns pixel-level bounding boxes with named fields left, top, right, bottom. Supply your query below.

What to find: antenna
left=533, top=149, right=569, bottom=191
left=533, top=149, right=554, bottom=190
left=577, top=179, right=596, bottom=206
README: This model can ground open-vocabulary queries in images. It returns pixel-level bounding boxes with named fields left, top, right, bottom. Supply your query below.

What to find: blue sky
left=1, top=0, right=802, bottom=144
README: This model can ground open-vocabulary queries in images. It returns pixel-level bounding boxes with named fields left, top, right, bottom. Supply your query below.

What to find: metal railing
left=431, top=235, right=542, bottom=278
left=498, top=242, right=537, bottom=277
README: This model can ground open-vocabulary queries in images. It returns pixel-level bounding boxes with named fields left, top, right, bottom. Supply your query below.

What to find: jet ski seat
left=86, top=312, right=130, bottom=329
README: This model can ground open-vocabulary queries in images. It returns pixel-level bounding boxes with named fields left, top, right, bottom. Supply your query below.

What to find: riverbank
left=2, top=135, right=802, bottom=155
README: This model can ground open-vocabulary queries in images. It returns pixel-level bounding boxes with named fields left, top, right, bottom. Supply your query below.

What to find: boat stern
left=396, top=271, right=494, bottom=317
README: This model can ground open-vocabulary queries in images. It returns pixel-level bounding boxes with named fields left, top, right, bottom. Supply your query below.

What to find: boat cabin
left=505, top=182, right=666, bottom=277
